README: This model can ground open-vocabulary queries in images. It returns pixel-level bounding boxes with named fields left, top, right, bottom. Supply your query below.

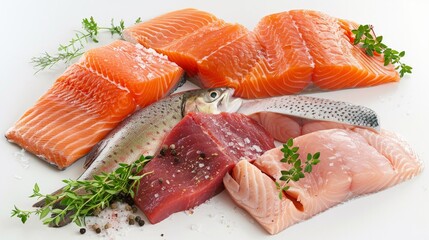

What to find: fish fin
left=33, top=187, right=66, bottom=208
left=167, top=73, right=186, bottom=95
left=33, top=187, right=85, bottom=227
left=49, top=210, right=75, bottom=227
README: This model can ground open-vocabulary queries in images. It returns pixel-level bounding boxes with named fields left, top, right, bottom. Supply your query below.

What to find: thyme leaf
left=31, top=17, right=142, bottom=73
left=352, top=24, right=412, bottom=77
left=11, top=155, right=152, bottom=226
left=276, top=138, right=320, bottom=199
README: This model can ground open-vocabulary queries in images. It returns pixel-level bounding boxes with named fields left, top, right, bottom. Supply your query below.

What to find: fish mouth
left=218, top=88, right=242, bottom=113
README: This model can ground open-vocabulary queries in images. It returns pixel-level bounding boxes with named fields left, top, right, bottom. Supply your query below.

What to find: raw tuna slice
left=223, top=129, right=422, bottom=234
left=134, top=112, right=274, bottom=224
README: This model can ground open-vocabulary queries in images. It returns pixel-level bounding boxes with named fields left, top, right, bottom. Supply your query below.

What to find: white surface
left=1, top=0, right=428, bottom=239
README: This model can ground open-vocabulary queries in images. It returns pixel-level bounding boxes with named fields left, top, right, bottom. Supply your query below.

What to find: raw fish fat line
left=123, top=9, right=399, bottom=98
left=6, top=40, right=184, bottom=169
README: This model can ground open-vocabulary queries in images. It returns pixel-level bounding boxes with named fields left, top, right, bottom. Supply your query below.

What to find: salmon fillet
left=124, top=9, right=314, bottom=98
left=223, top=129, right=422, bottom=234
left=6, top=40, right=184, bottom=169
left=124, top=9, right=400, bottom=98
left=289, top=10, right=399, bottom=89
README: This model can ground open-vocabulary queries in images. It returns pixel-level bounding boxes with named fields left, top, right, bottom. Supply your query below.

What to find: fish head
left=183, top=88, right=242, bottom=115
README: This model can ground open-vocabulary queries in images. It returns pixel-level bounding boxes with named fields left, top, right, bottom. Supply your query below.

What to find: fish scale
left=237, top=95, right=380, bottom=131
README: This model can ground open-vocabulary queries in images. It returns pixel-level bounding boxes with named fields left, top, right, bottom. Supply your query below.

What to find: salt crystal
left=228, top=142, right=234, bottom=146
left=244, top=138, right=250, bottom=144
left=84, top=201, right=135, bottom=238
left=204, top=175, right=209, bottom=179
left=14, top=149, right=30, bottom=169
left=154, top=193, right=159, bottom=198
left=251, top=145, right=262, bottom=153
left=199, top=163, right=205, bottom=168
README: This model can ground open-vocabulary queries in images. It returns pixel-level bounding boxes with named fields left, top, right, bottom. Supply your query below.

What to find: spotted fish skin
left=80, top=93, right=184, bottom=180
left=237, top=95, right=380, bottom=131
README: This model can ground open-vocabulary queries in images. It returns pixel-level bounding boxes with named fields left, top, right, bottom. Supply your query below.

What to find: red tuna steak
left=134, top=112, right=275, bottom=223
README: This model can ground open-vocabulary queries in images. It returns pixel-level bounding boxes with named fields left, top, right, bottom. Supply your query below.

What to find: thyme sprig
left=11, top=155, right=152, bottom=226
left=275, top=138, right=320, bottom=199
left=31, top=17, right=142, bottom=73
left=352, top=24, right=412, bottom=77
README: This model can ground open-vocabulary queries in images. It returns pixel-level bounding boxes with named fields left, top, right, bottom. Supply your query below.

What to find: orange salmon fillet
left=6, top=40, right=183, bottom=169
left=124, top=9, right=400, bottom=98
left=289, top=10, right=399, bottom=89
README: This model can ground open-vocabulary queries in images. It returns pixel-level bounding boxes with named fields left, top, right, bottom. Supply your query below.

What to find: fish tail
left=33, top=187, right=84, bottom=227
left=49, top=210, right=75, bottom=227
left=32, top=187, right=66, bottom=208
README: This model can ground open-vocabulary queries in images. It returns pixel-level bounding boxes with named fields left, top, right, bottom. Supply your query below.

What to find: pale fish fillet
left=223, top=128, right=422, bottom=234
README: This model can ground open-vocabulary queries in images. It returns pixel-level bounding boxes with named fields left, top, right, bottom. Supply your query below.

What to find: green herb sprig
left=31, top=17, right=142, bottom=73
left=11, top=155, right=152, bottom=226
left=352, top=24, right=412, bottom=77
left=275, top=138, right=320, bottom=199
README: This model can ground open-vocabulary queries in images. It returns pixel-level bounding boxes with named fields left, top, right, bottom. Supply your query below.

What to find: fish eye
left=209, top=91, right=218, bottom=99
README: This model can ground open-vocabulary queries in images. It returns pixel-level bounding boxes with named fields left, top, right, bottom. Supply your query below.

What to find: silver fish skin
left=33, top=88, right=240, bottom=210
left=237, top=95, right=380, bottom=132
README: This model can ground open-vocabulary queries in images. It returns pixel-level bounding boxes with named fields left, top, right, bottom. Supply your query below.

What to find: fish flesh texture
left=123, top=9, right=312, bottom=98
left=5, top=40, right=184, bottom=169
left=134, top=112, right=275, bottom=224
left=290, top=11, right=399, bottom=89
left=123, top=9, right=400, bottom=98
left=223, top=128, right=422, bottom=234
left=249, top=112, right=354, bottom=142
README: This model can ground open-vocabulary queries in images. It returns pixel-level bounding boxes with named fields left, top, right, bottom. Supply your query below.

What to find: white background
left=1, top=0, right=428, bottom=239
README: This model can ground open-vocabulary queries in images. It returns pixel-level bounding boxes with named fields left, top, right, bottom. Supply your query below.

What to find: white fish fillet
left=223, top=128, right=422, bottom=234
